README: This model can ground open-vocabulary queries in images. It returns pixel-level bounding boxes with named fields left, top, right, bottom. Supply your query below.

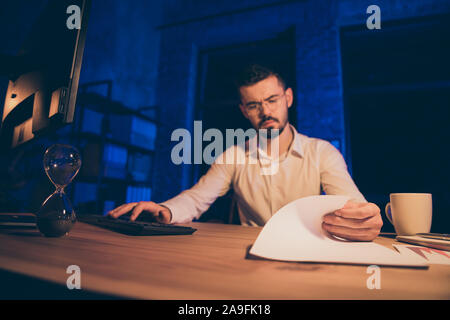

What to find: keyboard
left=77, top=214, right=197, bottom=236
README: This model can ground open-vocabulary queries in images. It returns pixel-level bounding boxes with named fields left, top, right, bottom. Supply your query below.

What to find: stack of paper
left=393, top=244, right=450, bottom=265
left=249, top=195, right=427, bottom=268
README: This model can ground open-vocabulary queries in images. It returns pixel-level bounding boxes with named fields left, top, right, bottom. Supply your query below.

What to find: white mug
left=384, top=193, right=432, bottom=236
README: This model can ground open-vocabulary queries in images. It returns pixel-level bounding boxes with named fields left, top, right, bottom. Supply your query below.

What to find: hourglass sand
left=36, top=144, right=82, bottom=237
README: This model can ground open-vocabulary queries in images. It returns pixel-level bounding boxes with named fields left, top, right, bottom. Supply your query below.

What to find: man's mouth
left=261, top=119, right=277, bottom=127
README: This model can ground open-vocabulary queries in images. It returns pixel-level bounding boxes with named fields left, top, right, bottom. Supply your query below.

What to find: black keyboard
left=77, top=215, right=197, bottom=236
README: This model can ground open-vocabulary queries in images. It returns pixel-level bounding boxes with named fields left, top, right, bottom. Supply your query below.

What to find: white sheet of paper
left=392, top=244, right=450, bottom=265
left=249, top=195, right=427, bottom=267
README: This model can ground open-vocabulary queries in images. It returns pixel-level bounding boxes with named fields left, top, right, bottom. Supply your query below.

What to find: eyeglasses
left=243, top=93, right=286, bottom=114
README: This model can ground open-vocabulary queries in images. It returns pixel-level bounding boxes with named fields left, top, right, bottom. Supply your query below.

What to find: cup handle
left=384, top=202, right=394, bottom=225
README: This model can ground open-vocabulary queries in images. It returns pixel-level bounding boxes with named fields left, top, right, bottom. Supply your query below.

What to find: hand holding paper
left=249, top=195, right=427, bottom=267
left=322, top=201, right=383, bottom=241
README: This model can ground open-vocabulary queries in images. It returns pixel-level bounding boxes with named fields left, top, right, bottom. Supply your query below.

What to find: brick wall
left=79, top=0, right=162, bottom=108
left=153, top=0, right=450, bottom=202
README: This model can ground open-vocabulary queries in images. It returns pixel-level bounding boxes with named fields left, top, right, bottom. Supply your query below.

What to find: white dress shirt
left=161, top=125, right=366, bottom=226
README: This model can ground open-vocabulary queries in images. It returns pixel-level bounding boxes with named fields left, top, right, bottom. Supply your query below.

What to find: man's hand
left=107, top=201, right=172, bottom=223
left=322, top=201, right=382, bottom=241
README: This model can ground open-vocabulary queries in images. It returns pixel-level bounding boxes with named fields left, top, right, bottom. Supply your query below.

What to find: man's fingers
left=130, top=203, right=144, bottom=221
left=323, top=202, right=382, bottom=241
left=335, top=203, right=379, bottom=219
left=341, top=201, right=361, bottom=209
left=322, top=222, right=371, bottom=236
left=335, top=208, right=372, bottom=219
left=107, top=201, right=172, bottom=223
left=323, top=213, right=376, bottom=229
left=108, top=203, right=137, bottom=218
left=322, top=222, right=375, bottom=242
left=130, top=202, right=158, bottom=221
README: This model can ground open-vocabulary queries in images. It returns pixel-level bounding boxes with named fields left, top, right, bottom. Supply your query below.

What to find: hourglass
left=36, top=144, right=81, bottom=237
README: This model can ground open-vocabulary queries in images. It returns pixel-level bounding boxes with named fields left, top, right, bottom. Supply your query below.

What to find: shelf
left=71, top=132, right=155, bottom=154
left=72, top=81, right=157, bottom=212
left=76, top=175, right=150, bottom=187
left=76, top=92, right=163, bottom=125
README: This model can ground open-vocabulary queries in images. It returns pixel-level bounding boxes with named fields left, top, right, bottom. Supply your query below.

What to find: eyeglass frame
left=241, top=92, right=287, bottom=114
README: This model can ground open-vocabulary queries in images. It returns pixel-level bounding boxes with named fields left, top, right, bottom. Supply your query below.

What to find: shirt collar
left=289, top=124, right=304, bottom=158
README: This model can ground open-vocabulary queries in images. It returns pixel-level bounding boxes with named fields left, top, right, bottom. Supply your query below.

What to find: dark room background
left=0, top=0, right=449, bottom=232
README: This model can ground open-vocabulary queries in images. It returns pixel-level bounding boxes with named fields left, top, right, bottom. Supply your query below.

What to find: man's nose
left=258, top=102, right=272, bottom=117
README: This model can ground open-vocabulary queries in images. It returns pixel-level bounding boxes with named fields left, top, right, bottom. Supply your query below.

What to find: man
left=108, top=64, right=382, bottom=241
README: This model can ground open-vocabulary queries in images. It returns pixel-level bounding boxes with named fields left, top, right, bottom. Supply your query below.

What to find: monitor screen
left=0, top=0, right=91, bottom=148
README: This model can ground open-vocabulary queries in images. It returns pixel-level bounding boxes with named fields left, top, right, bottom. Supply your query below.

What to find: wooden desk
left=0, top=216, right=449, bottom=299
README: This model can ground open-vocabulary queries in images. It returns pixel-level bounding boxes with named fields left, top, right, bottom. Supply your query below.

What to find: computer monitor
left=0, top=0, right=91, bottom=148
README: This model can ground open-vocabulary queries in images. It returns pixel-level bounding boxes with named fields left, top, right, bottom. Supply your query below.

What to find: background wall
left=1, top=0, right=449, bottom=232
left=0, top=0, right=162, bottom=213
left=153, top=0, right=450, bottom=230
left=79, top=0, right=162, bottom=108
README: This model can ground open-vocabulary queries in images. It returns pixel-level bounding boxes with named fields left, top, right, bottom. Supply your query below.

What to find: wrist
left=159, top=204, right=173, bottom=223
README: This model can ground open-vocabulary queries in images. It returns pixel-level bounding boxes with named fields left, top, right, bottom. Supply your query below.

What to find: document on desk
left=392, top=244, right=450, bottom=265
left=249, top=195, right=427, bottom=267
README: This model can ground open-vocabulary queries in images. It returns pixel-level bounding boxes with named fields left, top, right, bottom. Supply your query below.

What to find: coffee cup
left=384, top=193, right=432, bottom=236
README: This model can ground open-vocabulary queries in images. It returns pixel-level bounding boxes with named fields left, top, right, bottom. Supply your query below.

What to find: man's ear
left=239, top=103, right=249, bottom=119
left=285, top=87, right=294, bottom=108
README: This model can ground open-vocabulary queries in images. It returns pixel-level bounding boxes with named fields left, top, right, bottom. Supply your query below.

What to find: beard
left=258, top=116, right=287, bottom=139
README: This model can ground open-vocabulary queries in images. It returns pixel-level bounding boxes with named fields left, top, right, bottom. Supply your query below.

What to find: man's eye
left=247, top=105, right=257, bottom=109
left=268, top=100, right=277, bottom=103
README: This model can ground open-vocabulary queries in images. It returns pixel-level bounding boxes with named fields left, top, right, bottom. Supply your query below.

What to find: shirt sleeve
left=159, top=149, right=235, bottom=223
left=318, top=140, right=367, bottom=203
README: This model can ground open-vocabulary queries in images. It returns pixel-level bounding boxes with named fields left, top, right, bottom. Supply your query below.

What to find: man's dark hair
left=235, top=64, right=286, bottom=96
